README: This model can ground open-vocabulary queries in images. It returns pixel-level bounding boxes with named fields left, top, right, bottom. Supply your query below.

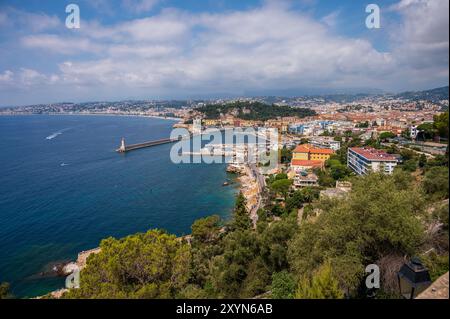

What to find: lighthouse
left=118, top=137, right=126, bottom=152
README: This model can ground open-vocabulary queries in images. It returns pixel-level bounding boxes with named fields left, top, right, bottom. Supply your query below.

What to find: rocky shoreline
left=40, top=248, right=101, bottom=298
left=227, top=164, right=262, bottom=225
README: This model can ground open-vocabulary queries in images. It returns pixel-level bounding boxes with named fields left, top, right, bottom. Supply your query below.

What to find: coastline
left=0, top=112, right=183, bottom=122
left=227, top=163, right=263, bottom=226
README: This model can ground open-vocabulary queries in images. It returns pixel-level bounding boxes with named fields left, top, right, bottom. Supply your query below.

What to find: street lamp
left=397, top=257, right=432, bottom=299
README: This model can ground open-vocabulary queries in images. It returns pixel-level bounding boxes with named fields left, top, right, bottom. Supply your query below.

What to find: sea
left=0, top=114, right=239, bottom=298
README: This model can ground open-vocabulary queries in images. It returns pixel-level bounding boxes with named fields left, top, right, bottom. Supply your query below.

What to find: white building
left=309, top=136, right=341, bottom=151
left=410, top=125, right=418, bottom=139
left=293, top=171, right=319, bottom=188
left=347, top=147, right=398, bottom=175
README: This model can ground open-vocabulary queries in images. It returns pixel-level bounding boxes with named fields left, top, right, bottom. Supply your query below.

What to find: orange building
left=290, top=159, right=324, bottom=170
left=292, top=144, right=334, bottom=162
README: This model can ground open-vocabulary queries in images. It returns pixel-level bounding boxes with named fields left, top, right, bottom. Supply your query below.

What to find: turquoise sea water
left=0, top=115, right=239, bottom=298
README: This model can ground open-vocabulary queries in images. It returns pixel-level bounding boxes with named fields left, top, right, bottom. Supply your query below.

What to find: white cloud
left=19, top=68, right=50, bottom=86
left=108, top=44, right=178, bottom=58
left=21, top=11, right=61, bottom=32
left=320, top=10, right=340, bottom=28
left=3, top=0, right=449, bottom=103
left=21, top=34, right=103, bottom=55
left=391, top=0, right=449, bottom=71
left=0, top=70, right=14, bottom=84
left=120, top=12, right=190, bottom=42
left=49, top=4, right=395, bottom=94
left=1, top=7, right=61, bottom=32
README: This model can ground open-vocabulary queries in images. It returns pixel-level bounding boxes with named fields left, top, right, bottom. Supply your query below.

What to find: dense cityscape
left=1, top=85, right=448, bottom=300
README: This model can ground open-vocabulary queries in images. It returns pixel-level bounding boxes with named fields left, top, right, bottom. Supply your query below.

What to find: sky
left=0, top=0, right=448, bottom=106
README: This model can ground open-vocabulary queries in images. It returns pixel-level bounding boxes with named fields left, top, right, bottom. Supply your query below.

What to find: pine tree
left=232, top=192, right=252, bottom=230
left=295, top=262, right=344, bottom=299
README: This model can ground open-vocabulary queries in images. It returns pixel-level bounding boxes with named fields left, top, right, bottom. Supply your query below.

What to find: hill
left=395, top=86, right=449, bottom=103
left=196, top=101, right=316, bottom=121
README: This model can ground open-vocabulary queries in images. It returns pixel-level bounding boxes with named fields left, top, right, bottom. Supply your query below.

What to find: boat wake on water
left=46, top=128, right=71, bottom=140
left=46, top=132, right=62, bottom=140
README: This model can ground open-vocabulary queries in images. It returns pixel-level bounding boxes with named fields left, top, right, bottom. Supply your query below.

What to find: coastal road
left=249, top=163, right=265, bottom=192
left=248, top=163, right=265, bottom=226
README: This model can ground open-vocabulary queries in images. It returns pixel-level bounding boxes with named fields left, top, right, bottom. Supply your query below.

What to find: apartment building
left=309, top=136, right=341, bottom=151
left=293, top=144, right=334, bottom=162
left=347, top=147, right=398, bottom=175
left=293, top=171, right=319, bottom=188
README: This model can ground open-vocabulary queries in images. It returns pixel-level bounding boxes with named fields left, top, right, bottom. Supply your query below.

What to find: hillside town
left=1, top=87, right=449, bottom=300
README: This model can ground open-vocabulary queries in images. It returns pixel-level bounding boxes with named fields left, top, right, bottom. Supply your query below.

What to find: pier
left=116, top=136, right=182, bottom=153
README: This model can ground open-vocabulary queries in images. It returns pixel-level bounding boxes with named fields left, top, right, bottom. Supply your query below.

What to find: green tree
left=356, top=121, right=369, bottom=128
left=285, top=190, right=305, bottom=213
left=418, top=154, right=427, bottom=168
left=209, top=230, right=260, bottom=298
left=295, top=262, right=344, bottom=299
left=299, top=187, right=319, bottom=203
left=270, top=204, right=286, bottom=217
left=191, top=215, right=221, bottom=243
left=402, top=159, right=418, bottom=172
left=280, top=147, right=293, bottom=164
left=195, top=101, right=316, bottom=121
left=426, top=154, right=449, bottom=167
left=326, top=158, right=352, bottom=180
left=317, top=170, right=335, bottom=187
left=64, top=230, right=191, bottom=299
left=422, top=166, right=449, bottom=200
left=274, top=173, right=288, bottom=181
left=433, top=111, right=449, bottom=139
left=417, top=122, right=436, bottom=140
left=240, top=257, right=271, bottom=298
left=270, top=179, right=293, bottom=201
left=259, top=215, right=297, bottom=272
left=271, top=271, right=296, bottom=299
left=379, top=131, right=396, bottom=142
left=232, top=193, right=252, bottom=231
left=288, top=172, right=425, bottom=295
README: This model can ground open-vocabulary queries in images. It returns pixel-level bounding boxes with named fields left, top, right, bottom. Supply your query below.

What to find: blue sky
left=0, top=0, right=448, bottom=106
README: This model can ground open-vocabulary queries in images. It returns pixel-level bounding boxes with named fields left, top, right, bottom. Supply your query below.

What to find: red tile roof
left=293, top=144, right=334, bottom=155
left=291, top=159, right=324, bottom=168
left=313, top=148, right=334, bottom=155
left=293, top=145, right=311, bottom=153
left=349, top=147, right=397, bottom=161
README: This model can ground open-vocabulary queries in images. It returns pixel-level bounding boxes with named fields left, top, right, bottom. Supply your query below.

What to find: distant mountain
left=243, top=87, right=384, bottom=97
left=395, top=86, right=449, bottom=102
